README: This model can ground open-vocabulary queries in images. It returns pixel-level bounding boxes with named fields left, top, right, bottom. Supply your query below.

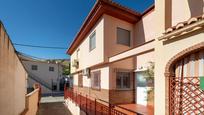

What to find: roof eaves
left=141, top=4, right=155, bottom=17
left=66, top=0, right=101, bottom=54
left=67, top=0, right=142, bottom=55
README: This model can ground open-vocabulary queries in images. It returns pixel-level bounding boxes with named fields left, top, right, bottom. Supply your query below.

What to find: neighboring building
left=19, top=53, right=70, bottom=95
left=0, top=22, right=27, bottom=115
left=66, top=0, right=204, bottom=115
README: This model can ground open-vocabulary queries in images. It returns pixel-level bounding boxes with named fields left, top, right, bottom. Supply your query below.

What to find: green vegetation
left=62, top=64, right=70, bottom=75
left=143, top=61, right=154, bottom=102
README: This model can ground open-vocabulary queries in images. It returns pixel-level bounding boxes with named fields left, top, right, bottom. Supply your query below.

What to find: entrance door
left=169, top=51, right=204, bottom=114
left=135, top=71, right=153, bottom=106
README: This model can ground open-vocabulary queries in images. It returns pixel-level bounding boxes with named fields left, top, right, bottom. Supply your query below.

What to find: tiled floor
left=117, top=104, right=154, bottom=115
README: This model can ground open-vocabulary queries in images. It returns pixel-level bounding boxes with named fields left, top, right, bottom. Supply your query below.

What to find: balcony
left=64, top=88, right=141, bottom=115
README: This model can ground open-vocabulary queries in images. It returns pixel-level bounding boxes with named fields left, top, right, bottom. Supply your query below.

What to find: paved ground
left=37, top=102, right=72, bottom=115
left=37, top=96, right=72, bottom=115
left=40, top=96, right=64, bottom=103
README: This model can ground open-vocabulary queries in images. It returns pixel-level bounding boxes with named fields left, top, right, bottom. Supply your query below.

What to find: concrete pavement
left=37, top=96, right=72, bottom=115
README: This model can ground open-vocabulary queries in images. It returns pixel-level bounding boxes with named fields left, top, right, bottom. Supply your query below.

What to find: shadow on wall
left=188, top=0, right=204, bottom=17
left=134, top=20, right=145, bottom=46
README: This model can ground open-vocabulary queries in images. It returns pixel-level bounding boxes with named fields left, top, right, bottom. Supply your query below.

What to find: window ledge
left=115, top=88, right=132, bottom=91
left=91, top=87, right=101, bottom=91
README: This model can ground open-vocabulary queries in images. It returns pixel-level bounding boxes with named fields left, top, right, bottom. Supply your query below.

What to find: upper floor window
left=49, top=66, right=54, bottom=72
left=31, top=65, right=38, bottom=71
left=117, top=27, right=131, bottom=47
left=89, top=32, right=96, bottom=51
left=91, top=71, right=101, bottom=89
left=116, top=71, right=131, bottom=89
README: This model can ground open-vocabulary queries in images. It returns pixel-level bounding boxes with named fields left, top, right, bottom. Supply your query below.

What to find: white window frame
left=91, top=71, right=101, bottom=90
left=89, top=31, right=96, bottom=51
left=116, top=71, right=131, bottom=89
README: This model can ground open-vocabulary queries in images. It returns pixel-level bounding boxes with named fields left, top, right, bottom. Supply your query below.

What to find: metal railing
left=64, top=87, right=139, bottom=115
left=28, top=72, right=52, bottom=90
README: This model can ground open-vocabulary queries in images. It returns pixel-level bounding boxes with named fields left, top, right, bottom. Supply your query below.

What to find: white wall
left=73, top=67, right=109, bottom=89
left=71, top=17, right=104, bottom=73
left=23, top=60, right=63, bottom=93
left=65, top=98, right=80, bottom=115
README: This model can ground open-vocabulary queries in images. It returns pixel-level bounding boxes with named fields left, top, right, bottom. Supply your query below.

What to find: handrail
left=64, top=88, right=140, bottom=115
left=28, top=72, right=52, bottom=90
left=97, top=99, right=140, bottom=115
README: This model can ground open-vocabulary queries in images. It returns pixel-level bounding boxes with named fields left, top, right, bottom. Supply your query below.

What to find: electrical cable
left=14, top=43, right=67, bottom=49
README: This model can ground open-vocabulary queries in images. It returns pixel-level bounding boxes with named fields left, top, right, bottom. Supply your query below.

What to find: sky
left=0, top=0, right=154, bottom=59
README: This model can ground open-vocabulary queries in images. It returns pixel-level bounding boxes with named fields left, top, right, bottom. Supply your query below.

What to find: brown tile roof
left=158, top=14, right=204, bottom=41
left=164, top=15, right=204, bottom=34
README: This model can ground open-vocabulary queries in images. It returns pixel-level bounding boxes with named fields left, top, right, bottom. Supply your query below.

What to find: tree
left=62, top=63, right=70, bottom=75
left=143, top=61, right=154, bottom=103
left=143, top=61, right=154, bottom=80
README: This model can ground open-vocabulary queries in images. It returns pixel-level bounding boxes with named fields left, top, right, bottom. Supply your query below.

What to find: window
left=117, top=27, right=131, bottom=46
left=49, top=66, right=54, bottom=72
left=89, top=32, right=96, bottom=51
left=91, top=71, right=101, bottom=89
left=116, top=72, right=131, bottom=89
left=78, top=74, right=83, bottom=87
left=31, top=65, right=38, bottom=70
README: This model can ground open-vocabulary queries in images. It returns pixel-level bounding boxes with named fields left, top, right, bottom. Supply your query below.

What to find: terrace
left=64, top=88, right=153, bottom=115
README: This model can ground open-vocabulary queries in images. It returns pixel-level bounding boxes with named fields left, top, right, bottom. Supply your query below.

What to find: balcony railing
left=64, top=87, right=139, bottom=115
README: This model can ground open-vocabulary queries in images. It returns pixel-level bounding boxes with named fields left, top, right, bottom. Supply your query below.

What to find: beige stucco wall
left=25, top=89, right=39, bottom=115
left=71, top=17, right=104, bottom=73
left=155, top=0, right=166, bottom=37
left=108, top=9, right=156, bottom=64
left=135, top=51, right=155, bottom=71
left=0, top=23, right=27, bottom=115
left=134, top=10, right=157, bottom=46
left=172, top=0, right=204, bottom=26
left=155, top=29, right=204, bottom=115
left=104, top=14, right=134, bottom=61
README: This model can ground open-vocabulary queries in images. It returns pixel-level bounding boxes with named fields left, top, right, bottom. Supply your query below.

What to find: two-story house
left=19, top=53, right=70, bottom=96
left=66, top=0, right=204, bottom=114
left=66, top=0, right=155, bottom=114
